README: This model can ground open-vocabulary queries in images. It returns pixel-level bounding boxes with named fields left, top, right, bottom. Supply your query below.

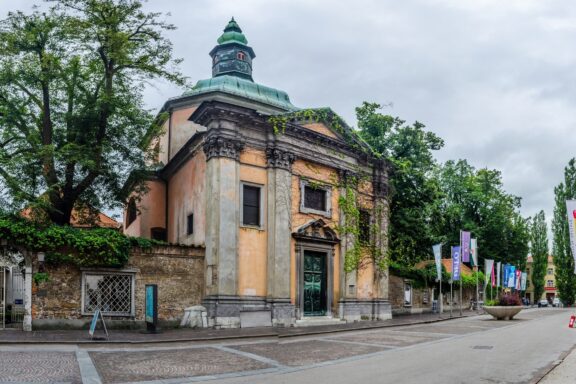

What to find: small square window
left=300, top=181, right=331, bottom=216
left=187, top=213, right=194, bottom=235
left=242, top=184, right=262, bottom=227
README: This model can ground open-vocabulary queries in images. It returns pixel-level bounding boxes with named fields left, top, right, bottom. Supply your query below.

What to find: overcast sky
left=2, top=0, right=576, bottom=225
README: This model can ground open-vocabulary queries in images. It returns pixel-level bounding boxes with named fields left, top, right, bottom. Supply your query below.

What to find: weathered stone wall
left=31, top=245, right=204, bottom=329
left=389, top=274, right=433, bottom=315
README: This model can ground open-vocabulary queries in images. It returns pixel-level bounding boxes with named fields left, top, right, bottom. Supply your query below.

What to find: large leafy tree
left=356, top=102, right=444, bottom=265
left=530, top=210, right=548, bottom=302
left=0, top=0, right=183, bottom=225
left=552, top=158, right=576, bottom=306
left=433, top=160, right=529, bottom=267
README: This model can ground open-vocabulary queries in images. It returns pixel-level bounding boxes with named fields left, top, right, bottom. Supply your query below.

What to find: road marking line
left=215, top=345, right=287, bottom=369
left=75, top=350, right=102, bottom=384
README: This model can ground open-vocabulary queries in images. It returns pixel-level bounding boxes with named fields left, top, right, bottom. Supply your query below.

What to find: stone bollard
left=180, top=306, right=208, bottom=328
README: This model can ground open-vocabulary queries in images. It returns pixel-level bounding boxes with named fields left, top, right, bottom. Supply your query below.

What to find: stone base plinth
left=339, top=299, right=392, bottom=322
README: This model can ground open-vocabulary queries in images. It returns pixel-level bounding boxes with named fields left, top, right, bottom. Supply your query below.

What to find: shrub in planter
left=498, top=293, right=522, bottom=306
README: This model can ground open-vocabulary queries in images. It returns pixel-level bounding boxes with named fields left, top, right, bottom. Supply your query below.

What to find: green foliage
left=0, top=0, right=184, bottom=224
left=33, top=272, right=50, bottom=284
left=484, top=299, right=498, bottom=306
left=432, top=160, right=530, bottom=267
left=552, top=158, right=576, bottom=306
left=0, top=214, right=162, bottom=267
left=338, top=185, right=362, bottom=273
left=530, top=210, right=548, bottom=304
left=389, top=260, right=484, bottom=290
left=356, top=102, right=443, bottom=265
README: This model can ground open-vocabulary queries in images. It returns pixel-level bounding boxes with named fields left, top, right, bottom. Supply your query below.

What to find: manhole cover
left=472, top=345, right=493, bottom=350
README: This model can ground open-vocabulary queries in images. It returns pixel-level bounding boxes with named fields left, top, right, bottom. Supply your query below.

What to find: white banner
left=485, top=259, right=494, bottom=284
left=567, top=200, right=576, bottom=274
left=496, top=262, right=501, bottom=287
left=470, top=238, right=478, bottom=266
left=521, top=272, right=527, bottom=291
left=433, top=244, right=442, bottom=282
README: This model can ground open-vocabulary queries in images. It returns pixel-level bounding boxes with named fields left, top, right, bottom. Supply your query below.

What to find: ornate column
left=265, top=147, right=295, bottom=326
left=202, top=134, right=244, bottom=327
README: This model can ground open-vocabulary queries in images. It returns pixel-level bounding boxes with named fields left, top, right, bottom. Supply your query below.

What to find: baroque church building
left=125, top=19, right=392, bottom=327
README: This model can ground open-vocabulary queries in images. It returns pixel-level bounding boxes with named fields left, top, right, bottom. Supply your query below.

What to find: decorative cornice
left=203, top=136, right=245, bottom=161
left=266, top=147, right=295, bottom=170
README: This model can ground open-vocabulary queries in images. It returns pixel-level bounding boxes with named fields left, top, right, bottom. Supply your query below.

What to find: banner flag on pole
left=503, top=264, right=509, bottom=287
left=496, top=262, right=501, bottom=287
left=515, top=270, right=521, bottom=290
left=452, top=246, right=461, bottom=281
left=461, top=231, right=471, bottom=263
left=433, top=244, right=442, bottom=282
left=470, top=238, right=478, bottom=267
left=521, top=272, right=527, bottom=291
left=491, top=262, right=496, bottom=287
left=566, top=200, right=576, bottom=274
left=485, top=259, right=494, bottom=285
left=508, top=266, right=516, bottom=288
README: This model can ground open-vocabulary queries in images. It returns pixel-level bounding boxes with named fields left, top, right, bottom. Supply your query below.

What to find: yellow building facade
left=124, top=19, right=392, bottom=327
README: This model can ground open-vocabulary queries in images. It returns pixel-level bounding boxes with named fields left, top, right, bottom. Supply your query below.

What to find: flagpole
left=450, top=279, right=453, bottom=318
left=459, top=231, right=463, bottom=317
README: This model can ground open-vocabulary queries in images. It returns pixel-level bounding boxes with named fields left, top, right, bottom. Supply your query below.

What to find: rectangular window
left=242, top=184, right=261, bottom=227
left=187, top=213, right=194, bottom=235
left=300, top=180, right=331, bottom=216
left=548, top=268, right=554, bottom=275
left=82, top=272, right=135, bottom=316
left=547, top=280, right=554, bottom=287
left=359, top=209, right=371, bottom=245
left=304, top=186, right=327, bottom=211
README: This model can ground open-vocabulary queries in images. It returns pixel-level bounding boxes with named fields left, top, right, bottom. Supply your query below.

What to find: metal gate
left=1, top=251, right=25, bottom=330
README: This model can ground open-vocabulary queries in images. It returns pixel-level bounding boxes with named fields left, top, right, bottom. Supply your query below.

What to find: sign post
left=88, top=308, right=108, bottom=340
left=145, top=284, right=159, bottom=334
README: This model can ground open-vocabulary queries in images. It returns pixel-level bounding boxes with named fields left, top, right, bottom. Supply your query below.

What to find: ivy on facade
left=0, top=215, right=162, bottom=267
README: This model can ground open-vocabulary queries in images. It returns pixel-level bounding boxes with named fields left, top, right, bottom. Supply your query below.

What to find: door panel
left=303, top=251, right=327, bottom=316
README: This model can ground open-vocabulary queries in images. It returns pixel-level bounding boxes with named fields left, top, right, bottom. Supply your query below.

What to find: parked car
left=553, top=298, right=561, bottom=307
left=539, top=299, right=549, bottom=307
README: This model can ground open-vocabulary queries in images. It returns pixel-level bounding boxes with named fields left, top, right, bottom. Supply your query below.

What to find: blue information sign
left=145, top=285, right=154, bottom=323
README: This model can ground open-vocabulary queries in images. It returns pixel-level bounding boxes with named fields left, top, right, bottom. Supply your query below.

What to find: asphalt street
left=0, top=308, right=573, bottom=384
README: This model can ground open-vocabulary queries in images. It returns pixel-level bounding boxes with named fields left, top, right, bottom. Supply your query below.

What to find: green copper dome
left=182, top=75, right=297, bottom=111
left=217, top=17, right=248, bottom=45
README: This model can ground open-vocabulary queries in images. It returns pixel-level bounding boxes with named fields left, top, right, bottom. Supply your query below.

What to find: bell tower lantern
left=209, top=18, right=256, bottom=81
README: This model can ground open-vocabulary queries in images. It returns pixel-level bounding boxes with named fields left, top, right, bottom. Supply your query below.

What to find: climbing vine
left=0, top=215, right=163, bottom=267
left=269, top=108, right=389, bottom=273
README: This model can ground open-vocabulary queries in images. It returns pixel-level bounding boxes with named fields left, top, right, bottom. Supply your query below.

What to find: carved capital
left=338, top=169, right=360, bottom=186
left=266, top=147, right=295, bottom=170
left=203, top=136, right=244, bottom=161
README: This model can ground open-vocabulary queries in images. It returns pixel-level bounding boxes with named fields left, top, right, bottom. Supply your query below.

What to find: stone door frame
left=295, top=241, right=335, bottom=319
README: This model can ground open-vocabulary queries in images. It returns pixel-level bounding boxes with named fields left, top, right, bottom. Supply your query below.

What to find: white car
left=553, top=298, right=561, bottom=307
left=539, top=299, right=549, bottom=307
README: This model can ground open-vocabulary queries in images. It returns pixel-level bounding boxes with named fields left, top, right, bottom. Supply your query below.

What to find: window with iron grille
left=82, top=272, right=134, bottom=316
left=300, top=180, right=331, bottom=217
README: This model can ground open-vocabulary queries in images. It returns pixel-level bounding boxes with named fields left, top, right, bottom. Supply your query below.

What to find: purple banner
left=461, top=231, right=471, bottom=263
left=452, top=246, right=461, bottom=281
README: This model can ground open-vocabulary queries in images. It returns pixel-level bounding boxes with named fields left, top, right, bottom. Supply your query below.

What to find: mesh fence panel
left=84, top=274, right=133, bottom=315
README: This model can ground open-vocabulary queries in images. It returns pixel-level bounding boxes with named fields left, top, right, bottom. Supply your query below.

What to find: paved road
left=0, top=308, right=573, bottom=384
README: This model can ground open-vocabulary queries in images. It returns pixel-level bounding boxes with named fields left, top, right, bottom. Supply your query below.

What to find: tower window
left=237, top=51, right=246, bottom=60
left=126, top=198, right=137, bottom=227
left=187, top=213, right=194, bottom=235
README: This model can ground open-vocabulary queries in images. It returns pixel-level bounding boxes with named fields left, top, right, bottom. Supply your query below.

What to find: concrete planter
left=483, top=305, right=523, bottom=320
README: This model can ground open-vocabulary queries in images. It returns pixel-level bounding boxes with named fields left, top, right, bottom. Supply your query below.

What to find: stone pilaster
left=266, top=147, right=295, bottom=326
left=203, top=136, right=243, bottom=299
